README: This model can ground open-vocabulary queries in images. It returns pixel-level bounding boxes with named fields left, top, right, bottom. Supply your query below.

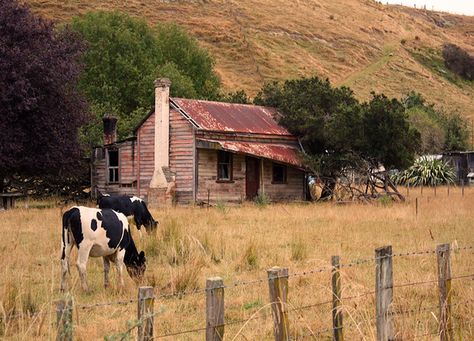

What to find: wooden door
left=246, top=157, right=260, bottom=200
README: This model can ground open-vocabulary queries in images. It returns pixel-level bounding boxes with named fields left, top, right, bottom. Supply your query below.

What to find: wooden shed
left=91, top=79, right=307, bottom=206
left=442, top=151, right=474, bottom=184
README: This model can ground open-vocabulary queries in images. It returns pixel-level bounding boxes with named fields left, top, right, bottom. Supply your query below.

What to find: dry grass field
left=1, top=186, right=474, bottom=340
left=24, top=0, right=474, bottom=120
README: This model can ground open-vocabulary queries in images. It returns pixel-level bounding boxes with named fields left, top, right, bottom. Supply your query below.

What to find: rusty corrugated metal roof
left=197, top=138, right=303, bottom=168
left=171, top=98, right=292, bottom=136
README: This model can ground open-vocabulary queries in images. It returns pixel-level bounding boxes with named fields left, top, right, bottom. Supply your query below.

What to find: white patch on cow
left=130, top=196, right=143, bottom=203
left=103, top=193, right=110, bottom=196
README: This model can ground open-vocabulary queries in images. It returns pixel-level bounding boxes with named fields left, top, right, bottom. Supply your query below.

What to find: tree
left=361, top=94, right=420, bottom=170
left=255, top=77, right=420, bottom=201
left=402, top=91, right=469, bottom=152
left=70, top=12, right=221, bottom=144
left=0, top=0, right=87, bottom=191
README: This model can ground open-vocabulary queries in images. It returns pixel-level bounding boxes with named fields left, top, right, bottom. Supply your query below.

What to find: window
left=272, top=163, right=287, bottom=184
left=217, top=151, right=233, bottom=181
left=108, top=149, right=119, bottom=183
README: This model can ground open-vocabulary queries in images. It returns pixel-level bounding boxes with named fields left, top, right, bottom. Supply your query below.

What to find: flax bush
left=392, top=156, right=456, bottom=186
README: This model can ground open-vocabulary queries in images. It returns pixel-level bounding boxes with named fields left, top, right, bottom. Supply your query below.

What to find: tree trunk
left=320, top=178, right=336, bottom=201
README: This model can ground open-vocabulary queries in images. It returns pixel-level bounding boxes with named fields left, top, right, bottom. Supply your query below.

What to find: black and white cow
left=60, top=206, right=146, bottom=292
left=97, top=192, right=158, bottom=234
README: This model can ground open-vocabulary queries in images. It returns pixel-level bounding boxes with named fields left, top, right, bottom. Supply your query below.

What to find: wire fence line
left=49, top=242, right=474, bottom=341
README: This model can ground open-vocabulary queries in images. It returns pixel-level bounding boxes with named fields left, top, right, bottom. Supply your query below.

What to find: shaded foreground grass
left=0, top=186, right=473, bottom=340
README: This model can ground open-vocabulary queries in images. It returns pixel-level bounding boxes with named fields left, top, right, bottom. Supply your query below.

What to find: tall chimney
left=103, top=115, right=118, bottom=145
left=149, top=78, right=171, bottom=189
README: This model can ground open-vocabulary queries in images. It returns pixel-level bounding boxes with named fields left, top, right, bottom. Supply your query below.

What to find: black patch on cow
left=62, top=207, right=84, bottom=247
left=99, top=209, right=124, bottom=249
left=96, top=212, right=103, bottom=221
left=91, top=219, right=97, bottom=231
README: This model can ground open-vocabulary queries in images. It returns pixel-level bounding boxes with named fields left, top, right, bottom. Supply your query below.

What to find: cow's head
left=140, top=202, right=158, bottom=232
left=125, top=251, right=146, bottom=280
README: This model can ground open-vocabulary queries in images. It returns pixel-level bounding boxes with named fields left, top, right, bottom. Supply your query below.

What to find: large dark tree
left=0, top=0, right=87, bottom=191
left=255, top=77, right=420, bottom=201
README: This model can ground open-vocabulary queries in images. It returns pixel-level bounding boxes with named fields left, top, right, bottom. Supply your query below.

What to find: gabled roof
left=171, top=98, right=293, bottom=136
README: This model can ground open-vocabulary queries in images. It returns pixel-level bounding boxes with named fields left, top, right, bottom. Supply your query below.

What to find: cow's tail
left=61, top=209, right=74, bottom=274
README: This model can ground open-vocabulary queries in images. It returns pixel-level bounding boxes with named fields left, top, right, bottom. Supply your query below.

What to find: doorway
left=246, top=156, right=260, bottom=200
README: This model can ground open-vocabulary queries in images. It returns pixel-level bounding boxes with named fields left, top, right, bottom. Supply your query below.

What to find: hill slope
left=25, top=0, right=474, bottom=119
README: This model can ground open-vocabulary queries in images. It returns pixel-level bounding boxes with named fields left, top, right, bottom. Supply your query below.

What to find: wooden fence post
left=206, top=277, right=225, bottom=341
left=437, top=244, right=452, bottom=341
left=447, top=184, right=450, bottom=196
left=332, top=256, right=343, bottom=341
left=415, top=197, right=419, bottom=218
left=56, top=295, right=73, bottom=341
left=267, top=267, right=289, bottom=341
left=375, top=246, right=394, bottom=341
left=461, top=180, right=465, bottom=197
left=137, top=286, right=154, bottom=341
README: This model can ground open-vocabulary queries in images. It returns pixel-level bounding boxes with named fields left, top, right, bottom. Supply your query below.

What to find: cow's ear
left=139, top=251, right=145, bottom=260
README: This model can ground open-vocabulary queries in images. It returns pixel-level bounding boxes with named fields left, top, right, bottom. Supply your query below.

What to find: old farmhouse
left=91, top=79, right=307, bottom=206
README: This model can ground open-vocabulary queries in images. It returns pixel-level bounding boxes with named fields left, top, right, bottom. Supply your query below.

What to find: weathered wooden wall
left=196, top=149, right=305, bottom=203
left=137, top=113, right=155, bottom=199
left=196, top=149, right=246, bottom=203
left=169, top=109, right=194, bottom=203
left=262, top=160, right=305, bottom=201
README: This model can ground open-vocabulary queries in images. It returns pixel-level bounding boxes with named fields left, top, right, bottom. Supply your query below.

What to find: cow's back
left=98, top=196, right=134, bottom=217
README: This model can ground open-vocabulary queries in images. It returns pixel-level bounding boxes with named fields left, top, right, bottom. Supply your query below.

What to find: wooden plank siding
left=197, top=149, right=246, bottom=203
left=169, top=109, right=195, bottom=204
left=119, top=142, right=136, bottom=185
left=262, top=159, right=305, bottom=201
left=136, top=112, right=155, bottom=199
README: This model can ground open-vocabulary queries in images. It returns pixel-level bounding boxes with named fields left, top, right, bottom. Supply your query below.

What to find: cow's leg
left=76, top=243, right=92, bottom=292
left=115, top=250, right=126, bottom=291
left=60, top=233, right=73, bottom=292
left=103, top=256, right=111, bottom=289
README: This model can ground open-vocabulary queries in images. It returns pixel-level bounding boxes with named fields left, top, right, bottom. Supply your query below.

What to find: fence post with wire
left=137, top=286, right=154, bottom=341
left=437, top=243, right=453, bottom=341
left=375, top=245, right=394, bottom=341
left=267, top=266, right=289, bottom=341
left=332, top=255, right=343, bottom=341
left=206, top=277, right=225, bottom=341
left=56, top=295, right=73, bottom=341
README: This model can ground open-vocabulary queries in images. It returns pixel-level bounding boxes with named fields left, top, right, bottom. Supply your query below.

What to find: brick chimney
left=149, top=78, right=171, bottom=190
left=103, top=115, right=118, bottom=145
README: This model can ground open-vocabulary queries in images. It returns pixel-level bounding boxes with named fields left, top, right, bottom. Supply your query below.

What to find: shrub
left=392, top=156, right=456, bottom=186
left=442, top=43, right=474, bottom=81
left=254, top=192, right=270, bottom=207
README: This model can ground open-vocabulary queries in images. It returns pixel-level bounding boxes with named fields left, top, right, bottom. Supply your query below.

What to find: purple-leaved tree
left=0, top=0, right=88, bottom=192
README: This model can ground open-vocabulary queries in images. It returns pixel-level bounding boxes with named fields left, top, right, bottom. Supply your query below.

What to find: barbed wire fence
left=40, top=242, right=474, bottom=340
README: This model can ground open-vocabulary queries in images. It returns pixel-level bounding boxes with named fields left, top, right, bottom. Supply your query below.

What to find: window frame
left=272, top=162, right=287, bottom=184
left=107, top=149, right=120, bottom=184
left=216, top=150, right=233, bottom=183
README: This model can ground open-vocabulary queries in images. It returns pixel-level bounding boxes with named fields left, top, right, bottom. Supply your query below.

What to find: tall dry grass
left=0, top=186, right=473, bottom=340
